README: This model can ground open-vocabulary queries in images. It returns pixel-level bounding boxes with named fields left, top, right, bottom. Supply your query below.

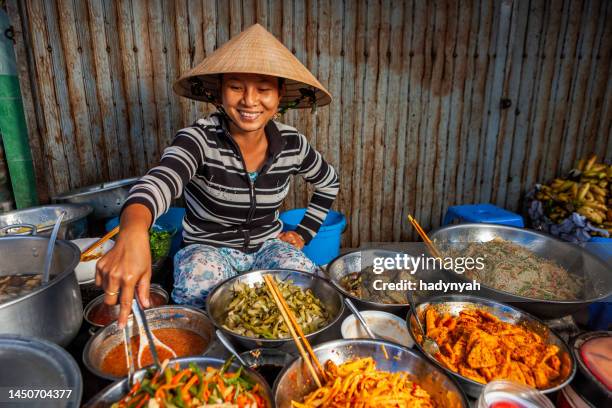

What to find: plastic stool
left=443, top=204, right=524, bottom=227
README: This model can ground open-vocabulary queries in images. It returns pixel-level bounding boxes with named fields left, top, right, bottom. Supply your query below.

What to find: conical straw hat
left=173, top=23, right=331, bottom=109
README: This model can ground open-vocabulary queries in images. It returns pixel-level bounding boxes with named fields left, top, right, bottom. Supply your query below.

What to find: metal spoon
left=131, top=298, right=176, bottom=368
left=42, top=211, right=66, bottom=285
left=406, top=290, right=440, bottom=355
left=344, top=298, right=379, bottom=340
left=216, top=330, right=248, bottom=366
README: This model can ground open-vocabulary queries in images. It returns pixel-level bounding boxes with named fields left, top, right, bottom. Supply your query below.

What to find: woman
left=96, top=24, right=339, bottom=327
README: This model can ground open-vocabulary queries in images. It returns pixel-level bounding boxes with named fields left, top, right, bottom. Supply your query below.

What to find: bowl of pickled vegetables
left=206, top=269, right=344, bottom=349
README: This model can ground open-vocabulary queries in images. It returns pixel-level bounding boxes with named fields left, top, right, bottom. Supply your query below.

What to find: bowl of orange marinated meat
left=407, top=295, right=576, bottom=398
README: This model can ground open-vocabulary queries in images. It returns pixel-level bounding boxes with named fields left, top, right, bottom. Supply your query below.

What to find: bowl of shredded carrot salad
left=274, top=339, right=469, bottom=408
left=408, top=295, right=576, bottom=398
left=84, top=357, right=273, bottom=408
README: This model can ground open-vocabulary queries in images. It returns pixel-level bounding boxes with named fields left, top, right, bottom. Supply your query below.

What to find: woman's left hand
left=278, top=231, right=306, bottom=249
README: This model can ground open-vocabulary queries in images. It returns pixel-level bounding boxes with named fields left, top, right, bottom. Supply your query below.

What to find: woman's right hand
left=95, top=204, right=153, bottom=328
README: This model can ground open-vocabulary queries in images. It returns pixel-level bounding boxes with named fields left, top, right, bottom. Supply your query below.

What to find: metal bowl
left=0, top=204, right=92, bottom=239
left=84, top=356, right=274, bottom=407
left=206, top=269, right=344, bottom=350
left=52, top=177, right=139, bottom=220
left=429, top=223, right=612, bottom=318
left=83, top=305, right=214, bottom=381
left=326, top=248, right=439, bottom=313
left=407, top=295, right=577, bottom=398
left=83, top=284, right=169, bottom=328
left=0, top=335, right=82, bottom=407
left=273, top=338, right=469, bottom=408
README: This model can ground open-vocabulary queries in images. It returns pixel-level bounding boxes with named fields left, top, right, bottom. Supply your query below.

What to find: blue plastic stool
left=280, top=209, right=346, bottom=266
left=443, top=204, right=524, bottom=227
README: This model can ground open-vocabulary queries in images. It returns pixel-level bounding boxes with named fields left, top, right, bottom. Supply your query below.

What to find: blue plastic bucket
left=279, top=209, right=346, bottom=266
left=105, top=207, right=185, bottom=259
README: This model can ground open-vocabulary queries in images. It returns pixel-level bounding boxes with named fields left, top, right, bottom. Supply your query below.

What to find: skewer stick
left=81, top=226, right=120, bottom=260
left=262, top=275, right=322, bottom=388
left=264, top=275, right=327, bottom=380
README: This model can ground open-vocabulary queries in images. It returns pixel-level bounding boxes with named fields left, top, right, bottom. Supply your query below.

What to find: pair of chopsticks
left=262, top=275, right=326, bottom=388
left=80, top=226, right=119, bottom=261
left=407, top=214, right=442, bottom=258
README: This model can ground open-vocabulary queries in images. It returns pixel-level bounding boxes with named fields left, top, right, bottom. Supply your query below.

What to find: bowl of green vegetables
left=149, top=222, right=176, bottom=275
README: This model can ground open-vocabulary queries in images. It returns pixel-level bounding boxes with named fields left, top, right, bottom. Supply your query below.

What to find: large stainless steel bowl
left=206, top=269, right=344, bottom=350
left=429, top=223, right=612, bottom=318
left=0, top=204, right=92, bottom=239
left=0, top=335, right=82, bottom=407
left=327, top=248, right=440, bottom=313
left=273, top=338, right=469, bottom=408
left=407, top=295, right=577, bottom=398
left=0, top=236, right=82, bottom=346
left=83, top=305, right=214, bottom=381
left=52, top=177, right=138, bottom=220
left=84, top=356, right=274, bottom=407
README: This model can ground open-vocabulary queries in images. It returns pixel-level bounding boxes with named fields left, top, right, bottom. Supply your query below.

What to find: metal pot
left=0, top=204, right=92, bottom=239
left=52, top=177, right=138, bottom=219
left=0, top=236, right=83, bottom=346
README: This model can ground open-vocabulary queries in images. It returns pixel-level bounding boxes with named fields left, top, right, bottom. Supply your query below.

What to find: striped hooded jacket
left=123, top=113, right=339, bottom=253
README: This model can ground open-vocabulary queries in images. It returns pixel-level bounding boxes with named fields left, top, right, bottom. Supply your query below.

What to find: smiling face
left=220, top=73, right=282, bottom=133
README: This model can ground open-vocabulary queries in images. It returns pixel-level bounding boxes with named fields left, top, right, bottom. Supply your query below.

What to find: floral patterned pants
left=172, top=238, right=317, bottom=307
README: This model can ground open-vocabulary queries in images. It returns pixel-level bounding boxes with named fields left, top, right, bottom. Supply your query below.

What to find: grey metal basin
left=273, top=338, right=469, bottom=408
left=429, top=223, right=612, bottom=318
left=0, top=204, right=92, bottom=239
left=52, top=177, right=138, bottom=220
left=407, top=295, right=577, bottom=398
left=206, top=269, right=344, bottom=350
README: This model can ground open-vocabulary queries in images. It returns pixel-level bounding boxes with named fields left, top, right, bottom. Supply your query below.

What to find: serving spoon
left=42, top=211, right=66, bottom=285
left=131, top=298, right=176, bottom=368
left=344, top=298, right=389, bottom=359
left=216, top=329, right=248, bottom=366
left=406, top=290, right=440, bottom=355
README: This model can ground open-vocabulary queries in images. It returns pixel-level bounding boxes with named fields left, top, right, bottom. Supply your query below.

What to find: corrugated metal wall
left=7, top=0, right=612, bottom=245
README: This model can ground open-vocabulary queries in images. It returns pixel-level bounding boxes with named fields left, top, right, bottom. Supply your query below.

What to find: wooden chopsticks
left=80, top=226, right=119, bottom=261
left=407, top=214, right=442, bottom=258
left=262, top=275, right=325, bottom=387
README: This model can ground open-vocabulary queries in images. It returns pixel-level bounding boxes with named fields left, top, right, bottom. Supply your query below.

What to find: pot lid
left=0, top=335, right=82, bottom=407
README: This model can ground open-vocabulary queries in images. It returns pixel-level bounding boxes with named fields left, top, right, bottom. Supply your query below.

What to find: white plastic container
left=340, top=310, right=413, bottom=348
left=477, top=380, right=555, bottom=408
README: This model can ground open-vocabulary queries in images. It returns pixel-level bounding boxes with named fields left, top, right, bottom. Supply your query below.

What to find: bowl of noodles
left=429, top=223, right=612, bottom=318
left=407, top=295, right=577, bottom=398
left=273, top=338, right=469, bottom=408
